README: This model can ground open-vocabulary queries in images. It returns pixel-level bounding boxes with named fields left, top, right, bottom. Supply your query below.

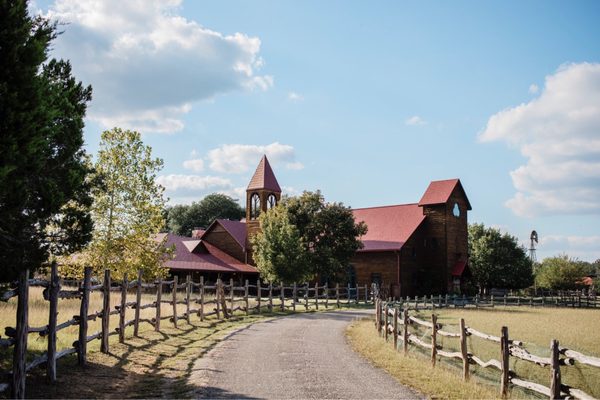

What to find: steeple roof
left=247, top=155, right=281, bottom=192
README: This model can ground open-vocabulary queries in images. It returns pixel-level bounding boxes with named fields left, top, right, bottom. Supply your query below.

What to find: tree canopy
left=535, top=254, right=594, bottom=290
left=0, top=0, right=93, bottom=281
left=166, top=193, right=244, bottom=236
left=468, top=223, right=533, bottom=293
left=62, top=128, right=170, bottom=280
left=252, top=191, right=367, bottom=283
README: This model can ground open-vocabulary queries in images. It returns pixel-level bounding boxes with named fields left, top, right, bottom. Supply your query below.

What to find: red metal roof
left=247, top=155, right=281, bottom=192
left=418, top=179, right=472, bottom=210
left=202, top=219, right=247, bottom=250
left=162, top=233, right=257, bottom=274
left=352, top=204, right=426, bottom=252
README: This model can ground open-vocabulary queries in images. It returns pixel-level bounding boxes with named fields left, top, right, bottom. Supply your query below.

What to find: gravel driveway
left=191, top=310, right=421, bottom=399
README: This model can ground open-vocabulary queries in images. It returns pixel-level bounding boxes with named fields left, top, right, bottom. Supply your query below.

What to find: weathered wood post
left=365, top=284, right=369, bottom=303
left=155, top=277, right=162, bottom=331
left=304, top=282, right=309, bottom=310
left=431, top=314, right=438, bottom=367
left=172, top=275, right=178, bottom=327
left=292, top=283, right=297, bottom=312
left=550, top=339, right=561, bottom=400
left=186, top=275, right=192, bottom=323
left=245, top=279, right=249, bottom=316
left=315, top=282, right=320, bottom=310
left=375, top=299, right=380, bottom=331
left=402, top=306, right=409, bottom=354
left=504, top=294, right=507, bottom=306
left=460, top=318, right=469, bottom=381
left=199, top=276, right=204, bottom=320
left=393, top=307, right=399, bottom=350
left=101, top=269, right=111, bottom=352
left=500, top=326, right=510, bottom=398
left=491, top=294, right=495, bottom=307
left=324, top=282, right=329, bottom=308
left=438, top=294, right=442, bottom=308
left=384, top=304, right=389, bottom=341
left=336, top=283, right=340, bottom=308
left=230, top=278, right=235, bottom=314
left=47, top=262, right=60, bottom=382
left=268, top=282, right=273, bottom=312
left=445, top=294, right=448, bottom=307
left=119, top=273, right=128, bottom=343
left=134, top=270, right=143, bottom=336
left=216, top=278, right=221, bottom=319
left=12, top=269, right=29, bottom=399
left=347, top=283, right=351, bottom=305
left=256, top=279, right=261, bottom=314
left=280, top=282, right=285, bottom=312
left=78, top=267, right=92, bottom=364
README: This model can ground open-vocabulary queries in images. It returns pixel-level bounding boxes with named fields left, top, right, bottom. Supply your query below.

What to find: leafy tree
left=535, top=254, right=593, bottom=290
left=63, top=128, right=170, bottom=280
left=468, top=223, right=533, bottom=293
left=0, top=0, right=93, bottom=282
left=252, top=191, right=367, bottom=283
left=166, top=193, right=244, bottom=236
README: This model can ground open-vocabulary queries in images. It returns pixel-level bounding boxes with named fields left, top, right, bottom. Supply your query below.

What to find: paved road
left=192, top=310, right=421, bottom=399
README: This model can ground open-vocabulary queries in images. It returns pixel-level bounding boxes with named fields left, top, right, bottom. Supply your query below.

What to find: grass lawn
left=348, top=306, right=600, bottom=399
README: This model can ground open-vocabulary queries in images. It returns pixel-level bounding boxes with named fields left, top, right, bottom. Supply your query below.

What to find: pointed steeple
left=247, top=155, right=281, bottom=192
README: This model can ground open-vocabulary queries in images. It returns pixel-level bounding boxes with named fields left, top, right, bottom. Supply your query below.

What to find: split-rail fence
left=375, top=300, right=600, bottom=400
left=0, top=266, right=374, bottom=398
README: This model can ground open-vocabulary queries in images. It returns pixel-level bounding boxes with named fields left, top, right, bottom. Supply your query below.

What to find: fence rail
left=375, top=300, right=600, bottom=399
left=0, top=267, right=374, bottom=398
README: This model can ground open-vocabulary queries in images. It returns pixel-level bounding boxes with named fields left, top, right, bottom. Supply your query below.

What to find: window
left=267, top=194, right=277, bottom=209
left=250, top=193, right=261, bottom=220
left=453, top=202, right=461, bottom=217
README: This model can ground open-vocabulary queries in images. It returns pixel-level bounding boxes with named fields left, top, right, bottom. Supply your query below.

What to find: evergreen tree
left=0, top=0, right=93, bottom=282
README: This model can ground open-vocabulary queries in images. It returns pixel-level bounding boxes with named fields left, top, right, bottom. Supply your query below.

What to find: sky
left=33, top=0, right=600, bottom=261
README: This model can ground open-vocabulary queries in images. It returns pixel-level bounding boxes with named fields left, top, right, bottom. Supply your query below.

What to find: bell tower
left=245, top=155, right=282, bottom=260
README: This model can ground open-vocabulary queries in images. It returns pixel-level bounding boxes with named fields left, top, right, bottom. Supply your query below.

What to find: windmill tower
left=529, top=230, right=538, bottom=263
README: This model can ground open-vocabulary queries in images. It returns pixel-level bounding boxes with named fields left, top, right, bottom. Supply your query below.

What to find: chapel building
left=163, top=155, right=471, bottom=296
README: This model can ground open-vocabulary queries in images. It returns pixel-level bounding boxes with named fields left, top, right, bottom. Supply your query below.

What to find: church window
left=250, top=193, right=261, bottom=219
left=453, top=202, right=461, bottom=217
left=267, top=194, right=277, bottom=209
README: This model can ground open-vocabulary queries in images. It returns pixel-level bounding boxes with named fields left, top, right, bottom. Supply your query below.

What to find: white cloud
left=44, top=0, right=272, bottom=133
left=480, top=63, right=600, bottom=217
left=538, top=234, right=600, bottom=262
left=405, top=115, right=427, bottom=126
left=288, top=92, right=304, bottom=102
left=207, top=142, right=303, bottom=173
left=156, top=174, right=231, bottom=191
left=528, top=84, right=539, bottom=94
left=182, top=159, right=204, bottom=172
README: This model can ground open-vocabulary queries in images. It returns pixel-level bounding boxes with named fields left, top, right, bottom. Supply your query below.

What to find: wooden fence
left=0, top=266, right=373, bottom=398
left=375, top=300, right=600, bottom=400
left=381, top=293, right=600, bottom=310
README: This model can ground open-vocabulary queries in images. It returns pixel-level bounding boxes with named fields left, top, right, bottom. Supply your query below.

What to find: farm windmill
left=529, top=230, right=538, bottom=263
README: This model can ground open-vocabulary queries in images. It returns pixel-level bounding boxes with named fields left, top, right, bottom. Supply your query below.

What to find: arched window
left=250, top=193, right=261, bottom=219
left=267, top=194, right=277, bottom=210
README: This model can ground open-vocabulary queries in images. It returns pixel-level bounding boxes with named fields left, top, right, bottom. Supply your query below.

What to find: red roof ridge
left=247, top=155, right=282, bottom=192
left=352, top=203, right=418, bottom=211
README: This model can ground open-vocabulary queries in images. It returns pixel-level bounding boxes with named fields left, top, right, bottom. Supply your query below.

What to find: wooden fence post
left=216, top=278, right=221, bottom=320
left=199, top=276, right=204, bottom=320
left=268, top=282, right=273, bottom=312
left=402, top=306, right=409, bottom=354
left=501, top=326, right=510, bottom=398
left=460, top=318, right=469, bottom=381
left=186, top=275, right=191, bottom=323
left=393, top=307, right=399, bottom=350
left=348, top=283, right=351, bottom=305
left=336, top=283, right=340, bottom=308
left=365, top=284, right=369, bottom=303
left=504, top=294, right=507, bottom=306
left=47, top=262, right=59, bottom=382
left=172, top=275, right=178, bottom=327
left=101, top=269, right=111, bottom=352
left=315, top=282, right=320, bottom=310
left=12, top=269, right=29, bottom=399
left=384, top=304, right=389, bottom=341
left=257, top=279, right=261, bottom=314
left=491, top=295, right=495, bottom=307
left=155, top=277, right=162, bottom=331
left=550, top=339, right=561, bottom=400
left=245, top=279, right=249, bottom=316
left=292, top=283, right=297, bottom=312
left=230, top=278, right=234, bottom=314
left=78, top=267, right=92, bottom=365
left=304, top=282, right=309, bottom=310
left=375, top=300, right=380, bottom=331
left=280, top=282, right=285, bottom=312
left=119, top=273, right=128, bottom=343
left=134, top=270, right=143, bottom=336
left=445, top=294, right=448, bottom=307
left=324, top=282, right=329, bottom=308
left=431, top=314, right=438, bottom=367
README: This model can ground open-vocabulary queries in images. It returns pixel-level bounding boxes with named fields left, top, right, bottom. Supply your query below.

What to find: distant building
left=165, top=156, right=471, bottom=296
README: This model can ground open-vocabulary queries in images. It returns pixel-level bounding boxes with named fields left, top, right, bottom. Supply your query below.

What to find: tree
left=64, top=128, right=170, bottom=280
left=535, top=254, right=593, bottom=290
left=252, top=191, right=367, bottom=283
left=0, top=0, right=93, bottom=282
left=166, top=193, right=244, bottom=236
left=468, top=223, right=533, bottom=293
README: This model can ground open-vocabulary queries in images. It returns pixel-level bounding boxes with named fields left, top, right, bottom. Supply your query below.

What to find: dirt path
left=192, top=310, right=422, bottom=399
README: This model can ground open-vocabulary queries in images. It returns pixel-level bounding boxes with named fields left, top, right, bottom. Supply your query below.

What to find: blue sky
left=36, top=0, right=600, bottom=261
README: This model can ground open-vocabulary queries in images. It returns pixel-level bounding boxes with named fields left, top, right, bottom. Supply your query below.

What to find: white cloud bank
left=480, top=63, right=600, bottom=217
left=538, top=235, right=600, bottom=262
left=405, top=115, right=426, bottom=126
left=44, top=0, right=272, bottom=133
left=207, top=142, right=304, bottom=173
